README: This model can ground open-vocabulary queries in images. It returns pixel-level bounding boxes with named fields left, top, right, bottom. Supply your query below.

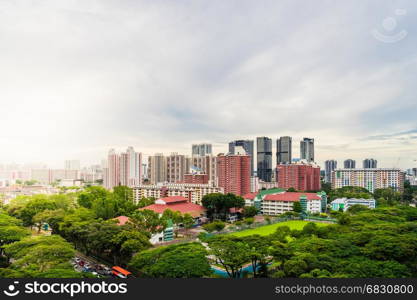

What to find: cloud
left=0, top=0, right=416, bottom=169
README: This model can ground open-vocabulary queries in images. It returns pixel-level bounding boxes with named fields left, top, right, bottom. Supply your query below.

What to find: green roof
left=255, top=188, right=286, bottom=200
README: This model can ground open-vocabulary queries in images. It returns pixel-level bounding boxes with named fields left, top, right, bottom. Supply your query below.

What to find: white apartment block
left=261, top=193, right=322, bottom=216
left=331, top=168, right=405, bottom=193
left=133, top=183, right=223, bottom=205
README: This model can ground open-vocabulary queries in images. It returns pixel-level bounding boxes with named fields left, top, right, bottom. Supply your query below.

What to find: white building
left=243, top=190, right=325, bottom=216
left=331, top=198, right=376, bottom=211
left=65, top=160, right=81, bottom=171
left=262, top=192, right=322, bottom=216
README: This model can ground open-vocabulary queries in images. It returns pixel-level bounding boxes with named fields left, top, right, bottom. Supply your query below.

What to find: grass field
left=228, top=220, right=329, bottom=237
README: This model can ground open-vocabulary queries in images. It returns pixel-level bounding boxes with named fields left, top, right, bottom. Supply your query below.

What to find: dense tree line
left=0, top=211, right=81, bottom=278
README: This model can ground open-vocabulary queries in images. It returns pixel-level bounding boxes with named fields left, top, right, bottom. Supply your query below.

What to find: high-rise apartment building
left=324, top=160, right=337, bottom=183
left=276, top=161, right=321, bottom=191
left=166, top=153, right=189, bottom=183
left=332, top=168, right=404, bottom=193
left=126, top=146, right=142, bottom=186
left=344, top=159, right=356, bottom=169
left=192, top=143, right=212, bottom=156
left=105, top=147, right=142, bottom=189
left=363, top=159, right=378, bottom=169
left=300, top=138, right=315, bottom=162
left=148, top=153, right=167, bottom=184
left=257, top=137, right=272, bottom=182
left=276, top=136, right=292, bottom=164
left=217, top=148, right=251, bottom=196
left=229, top=140, right=254, bottom=175
left=104, top=149, right=120, bottom=190
left=65, top=160, right=80, bottom=171
left=189, top=155, right=217, bottom=185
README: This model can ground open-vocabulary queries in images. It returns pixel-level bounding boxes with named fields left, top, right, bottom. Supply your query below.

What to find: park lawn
left=228, top=220, right=329, bottom=237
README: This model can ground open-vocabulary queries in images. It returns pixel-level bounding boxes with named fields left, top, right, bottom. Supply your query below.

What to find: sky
left=0, top=0, right=416, bottom=169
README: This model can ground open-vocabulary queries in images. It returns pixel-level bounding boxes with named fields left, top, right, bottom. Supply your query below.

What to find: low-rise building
left=133, top=183, right=223, bottom=205
left=139, top=196, right=206, bottom=223
left=330, top=198, right=376, bottom=211
left=112, top=215, right=172, bottom=244
left=243, top=189, right=327, bottom=216
left=262, top=192, right=323, bottom=216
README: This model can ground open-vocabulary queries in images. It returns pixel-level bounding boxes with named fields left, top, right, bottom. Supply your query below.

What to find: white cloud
left=0, top=0, right=416, bottom=169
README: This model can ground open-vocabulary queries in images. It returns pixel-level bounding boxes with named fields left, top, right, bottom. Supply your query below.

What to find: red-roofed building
left=262, top=192, right=322, bottom=215
left=242, top=192, right=258, bottom=206
left=139, top=196, right=206, bottom=219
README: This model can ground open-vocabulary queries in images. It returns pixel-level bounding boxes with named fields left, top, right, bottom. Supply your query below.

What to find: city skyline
left=0, top=1, right=416, bottom=169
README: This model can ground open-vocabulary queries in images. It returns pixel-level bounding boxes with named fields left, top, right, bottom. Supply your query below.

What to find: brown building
left=184, top=173, right=209, bottom=184
left=217, top=149, right=251, bottom=196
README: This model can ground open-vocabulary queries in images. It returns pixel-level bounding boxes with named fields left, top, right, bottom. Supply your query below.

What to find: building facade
left=276, top=136, right=292, bottom=164
left=276, top=161, right=321, bottom=191
left=331, top=198, right=376, bottom=211
left=300, top=138, right=314, bottom=162
left=331, top=168, right=405, bottom=193
left=133, top=183, right=223, bottom=205
left=148, top=153, right=167, bottom=184
left=31, top=169, right=79, bottom=185
left=189, top=155, right=217, bottom=185
left=217, top=150, right=251, bottom=196
left=324, top=160, right=337, bottom=183
left=229, top=140, right=254, bottom=176
left=257, top=137, right=273, bottom=182
left=344, top=159, right=356, bottom=169
left=166, top=153, right=189, bottom=183
left=363, top=159, right=378, bottom=169
left=65, top=160, right=80, bottom=171
left=191, top=143, right=212, bottom=156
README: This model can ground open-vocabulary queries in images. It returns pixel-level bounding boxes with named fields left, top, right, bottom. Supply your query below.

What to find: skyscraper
left=300, top=138, right=315, bottom=162
left=344, top=159, right=356, bottom=169
left=105, top=149, right=120, bottom=190
left=363, top=159, right=377, bottom=169
left=148, top=153, right=167, bottom=184
left=192, top=143, right=212, bottom=156
left=125, top=146, right=142, bottom=186
left=324, top=160, right=337, bottom=183
left=217, top=148, right=251, bottom=196
left=276, top=136, right=292, bottom=164
left=257, top=137, right=272, bottom=182
left=229, top=140, right=254, bottom=175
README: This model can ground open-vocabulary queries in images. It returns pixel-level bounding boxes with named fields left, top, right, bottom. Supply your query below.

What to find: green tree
left=208, top=237, right=251, bottom=278
left=242, top=206, right=258, bottom=218
left=129, top=243, right=212, bottom=278
left=293, top=202, right=302, bottom=213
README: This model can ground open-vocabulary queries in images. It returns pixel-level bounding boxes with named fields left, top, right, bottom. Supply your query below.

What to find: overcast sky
left=0, top=0, right=416, bottom=169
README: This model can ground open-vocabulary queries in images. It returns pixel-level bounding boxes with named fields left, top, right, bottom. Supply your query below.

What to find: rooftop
left=264, top=192, right=322, bottom=202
